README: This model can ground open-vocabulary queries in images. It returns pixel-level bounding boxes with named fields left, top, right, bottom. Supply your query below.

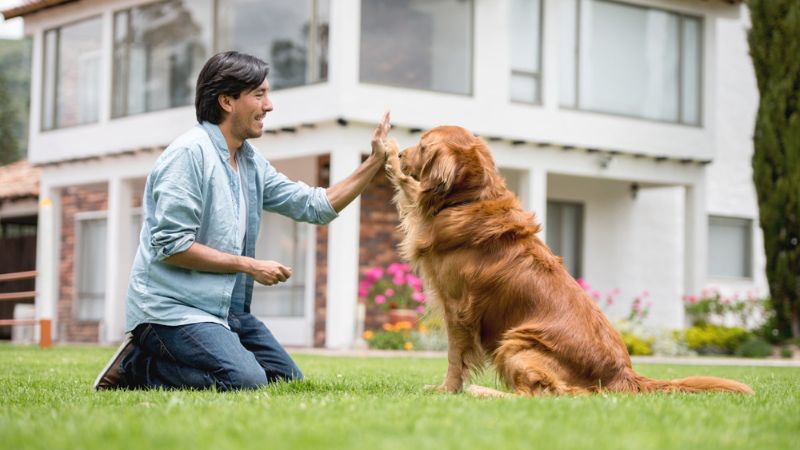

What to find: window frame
left=212, top=0, right=330, bottom=92
left=707, top=215, right=754, bottom=280
left=40, top=15, right=104, bottom=132
left=72, top=210, right=108, bottom=322
left=509, top=0, right=545, bottom=105
left=546, top=200, right=585, bottom=279
left=562, top=0, right=704, bottom=126
left=358, top=0, right=476, bottom=97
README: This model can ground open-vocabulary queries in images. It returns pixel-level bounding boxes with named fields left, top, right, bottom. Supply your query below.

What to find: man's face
left=228, top=78, right=273, bottom=141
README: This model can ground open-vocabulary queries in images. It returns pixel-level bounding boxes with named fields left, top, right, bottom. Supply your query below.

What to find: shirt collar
left=200, top=121, right=255, bottom=161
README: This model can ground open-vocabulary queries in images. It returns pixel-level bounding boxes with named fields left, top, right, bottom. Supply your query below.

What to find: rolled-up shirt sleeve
left=262, top=161, right=338, bottom=225
left=149, top=147, right=204, bottom=261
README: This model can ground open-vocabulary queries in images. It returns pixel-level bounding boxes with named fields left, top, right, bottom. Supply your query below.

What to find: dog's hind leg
left=495, top=342, right=585, bottom=396
left=465, top=385, right=512, bottom=398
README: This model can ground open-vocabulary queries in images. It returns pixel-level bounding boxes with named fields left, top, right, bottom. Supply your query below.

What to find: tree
left=0, top=71, right=19, bottom=165
left=0, top=38, right=31, bottom=165
left=747, top=0, right=800, bottom=338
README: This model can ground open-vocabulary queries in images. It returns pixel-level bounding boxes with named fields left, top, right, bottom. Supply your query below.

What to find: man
left=93, top=51, right=390, bottom=390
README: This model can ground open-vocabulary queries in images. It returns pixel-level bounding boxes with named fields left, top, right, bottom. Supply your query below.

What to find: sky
left=0, top=0, right=24, bottom=39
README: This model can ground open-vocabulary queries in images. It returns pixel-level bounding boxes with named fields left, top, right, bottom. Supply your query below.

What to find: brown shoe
left=93, top=333, right=135, bottom=391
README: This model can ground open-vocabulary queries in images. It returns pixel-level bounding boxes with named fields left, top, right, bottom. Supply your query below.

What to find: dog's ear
left=419, top=143, right=460, bottom=215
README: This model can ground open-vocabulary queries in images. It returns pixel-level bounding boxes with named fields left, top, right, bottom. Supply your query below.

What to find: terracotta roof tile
left=0, top=160, right=40, bottom=201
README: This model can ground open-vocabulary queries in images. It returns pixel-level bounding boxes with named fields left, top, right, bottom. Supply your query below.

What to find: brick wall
left=358, top=168, right=403, bottom=332
left=58, top=182, right=145, bottom=342
left=58, top=184, right=107, bottom=342
left=313, top=155, right=330, bottom=347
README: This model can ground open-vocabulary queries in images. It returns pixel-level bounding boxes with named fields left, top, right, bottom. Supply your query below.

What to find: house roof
left=0, top=160, right=40, bottom=202
left=2, top=0, right=744, bottom=19
left=1, top=0, right=77, bottom=20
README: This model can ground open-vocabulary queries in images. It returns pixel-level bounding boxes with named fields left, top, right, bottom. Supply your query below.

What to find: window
left=560, top=0, right=702, bottom=125
left=74, top=216, right=107, bottom=321
left=250, top=214, right=309, bottom=317
left=112, top=0, right=213, bottom=117
left=708, top=216, right=752, bottom=278
left=217, top=0, right=330, bottom=90
left=510, top=0, right=543, bottom=103
left=360, top=0, right=473, bottom=95
left=546, top=201, right=584, bottom=278
left=42, top=17, right=102, bottom=130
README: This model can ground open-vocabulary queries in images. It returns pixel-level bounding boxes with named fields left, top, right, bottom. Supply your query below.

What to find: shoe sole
left=92, top=333, right=134, bottom=390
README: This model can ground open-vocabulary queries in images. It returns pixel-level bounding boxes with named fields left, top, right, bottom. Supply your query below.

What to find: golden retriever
left=384, top=125, right=753, bottom=397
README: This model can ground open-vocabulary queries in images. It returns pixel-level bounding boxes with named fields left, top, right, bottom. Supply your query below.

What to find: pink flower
left=412, top=292, right=426, bottom=302
left=387, top=263, right=403, bottom=275
left=384, top=288, right=395, bottom=297
left=366, top=267, right=384, bottom=282
left=358, top=285, right=369, bottom=298
left=577, top=278, right=590, bottom=290
left=641, top=290, right=650, bottom=298
left=606, top=298, right=614, bottom=306
left=375, top=295, right=386, bottom=304
left=392, top=274, right=405, bottom=285
left=591, top=290, right=601, bottom=300
left=416, top=306, right=426, bottom=314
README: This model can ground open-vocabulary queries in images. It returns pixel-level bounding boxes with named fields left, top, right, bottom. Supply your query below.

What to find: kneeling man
left=94, top=51, right=390, bottom=390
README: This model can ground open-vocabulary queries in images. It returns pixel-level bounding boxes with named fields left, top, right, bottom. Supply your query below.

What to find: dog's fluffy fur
left=384, top=125, right=753, bottom=397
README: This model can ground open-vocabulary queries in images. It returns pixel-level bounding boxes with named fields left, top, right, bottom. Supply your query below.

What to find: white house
left=3, top=0, right=765, bottom=348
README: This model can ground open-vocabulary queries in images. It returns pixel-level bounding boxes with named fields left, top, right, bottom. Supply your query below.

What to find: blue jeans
left=120, top=311, right=303, bottom=390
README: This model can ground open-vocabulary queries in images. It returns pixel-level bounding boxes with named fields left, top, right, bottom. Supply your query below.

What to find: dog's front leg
left=428, top=322, right=474, bottom=394
left=384, top=139, right=420, bottom=213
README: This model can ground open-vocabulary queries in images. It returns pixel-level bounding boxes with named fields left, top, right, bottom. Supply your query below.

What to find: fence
left=0, top=270, right=51, bottom=348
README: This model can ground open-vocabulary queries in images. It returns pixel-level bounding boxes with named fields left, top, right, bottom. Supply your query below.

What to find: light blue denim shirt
left=125, top=122, right=338, bottom=332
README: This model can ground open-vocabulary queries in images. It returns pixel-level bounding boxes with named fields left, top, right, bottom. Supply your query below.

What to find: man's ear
left=419, top=144, right=459, bottom=215
left=218, top=94, right=234, bottom=114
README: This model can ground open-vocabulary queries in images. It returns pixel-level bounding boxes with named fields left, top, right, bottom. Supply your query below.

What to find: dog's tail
left=631, top=373, right=754, bottom=395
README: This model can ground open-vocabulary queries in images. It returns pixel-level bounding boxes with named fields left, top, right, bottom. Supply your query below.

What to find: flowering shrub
left=577, top=278, right=652, bottom=325
left=363, top=322, right=418, bottom=350
left=359, top=263, right=426, bottom=313
left=682, top=288, right=766, bottom=329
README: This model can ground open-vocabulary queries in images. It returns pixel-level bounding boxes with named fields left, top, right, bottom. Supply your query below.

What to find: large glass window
left=217, top=0, right=330, bottom=90
left=75, top=217, right=106, bottom=321
left=546, top=201, right=584, bottom=278
left=708, top=216, right=752, bottom=278
left=510, top=0, right=543, bottom=103
left=560, top=0, right=702, bottom=125
left=360, top=0, right=473, bottom=95
left=112, top=0, right=213, bottom=118
left=251, top=214, right=309, bottom=317
left=42, top=17, right=102, bottom=130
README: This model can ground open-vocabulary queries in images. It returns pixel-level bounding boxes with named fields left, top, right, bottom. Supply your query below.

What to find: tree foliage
left=747, top=0, right=800, bottom=338
left=0, top=38, right=31, bottom=165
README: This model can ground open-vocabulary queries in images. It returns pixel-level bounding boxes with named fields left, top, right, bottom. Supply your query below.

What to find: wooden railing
left=0, top=270, right=50, bottom=348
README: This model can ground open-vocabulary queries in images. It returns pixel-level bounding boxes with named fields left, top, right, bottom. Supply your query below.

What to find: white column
left=103, top=177, right=133, bottom=343
left=683, top=180, right=707, bottom=308
left=325, top=148, right=362, bottom=349
left=525, top=167, right=548, bottom=235
left=98, top=9, right=114, bottom=123
left=35, top=185, right=60, bottom=342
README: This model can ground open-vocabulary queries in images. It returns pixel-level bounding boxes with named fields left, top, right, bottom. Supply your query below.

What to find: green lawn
left=1, top=344, right=798, bottom=450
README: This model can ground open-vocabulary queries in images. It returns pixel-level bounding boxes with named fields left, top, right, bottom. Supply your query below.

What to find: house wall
left=20, top=0, right=765, bottom=345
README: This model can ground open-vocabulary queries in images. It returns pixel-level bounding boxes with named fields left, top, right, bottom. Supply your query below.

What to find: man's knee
left=266, top=364, right=303, bottom=383
left=222, top=363, right=268, bottom=390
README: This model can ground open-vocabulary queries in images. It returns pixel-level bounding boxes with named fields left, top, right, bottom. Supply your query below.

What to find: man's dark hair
left=195, top=51, right=270, bottom=124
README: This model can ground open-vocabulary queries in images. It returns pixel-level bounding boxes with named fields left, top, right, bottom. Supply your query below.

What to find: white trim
left=324, top=148, right=362, bottom=349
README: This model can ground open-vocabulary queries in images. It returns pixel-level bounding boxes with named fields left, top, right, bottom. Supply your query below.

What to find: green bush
left=620, top=331, right=653, bottom=356
left=780, top=346, right=794, bottom=359
left=681, top=324, right=751, bottom=355
left=734, top=337, right=773, bottom=358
